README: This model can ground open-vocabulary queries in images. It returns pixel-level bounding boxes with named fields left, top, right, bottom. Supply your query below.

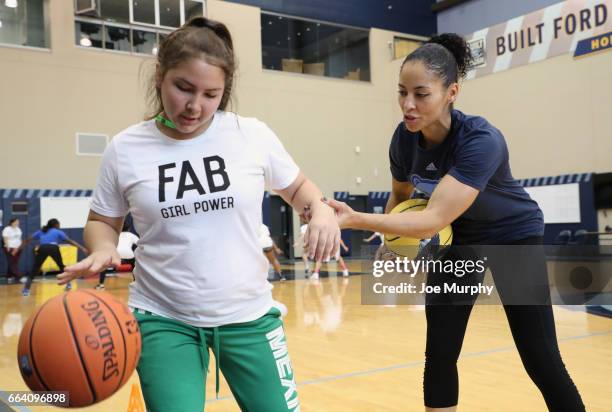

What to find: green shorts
left=133, top=307, right=300, bottom=412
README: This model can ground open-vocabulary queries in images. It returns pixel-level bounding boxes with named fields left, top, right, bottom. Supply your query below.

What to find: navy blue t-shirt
left=389, top=109, right=544, bottom=244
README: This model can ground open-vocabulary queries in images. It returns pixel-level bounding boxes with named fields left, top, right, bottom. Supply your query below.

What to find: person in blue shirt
left=20, top=218, right=87, bottom=296
left=324, top=34, right=585, bottom=411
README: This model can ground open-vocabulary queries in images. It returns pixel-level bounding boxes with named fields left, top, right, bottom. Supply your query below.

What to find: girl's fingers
left=331, top=231, right=340, bottom=258
left=314, top=229, right=327, bottom=261
left=308, top=229, right=320, bottom=260
left=303, top=226, right=310, bottom=250
left=323, top=232, right=335, bottom=261
left=57, top=254, right=112, bottom=284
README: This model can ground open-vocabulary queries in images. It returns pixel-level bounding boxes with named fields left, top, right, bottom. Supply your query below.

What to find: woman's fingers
left=321, top=198, right=345, bottom=212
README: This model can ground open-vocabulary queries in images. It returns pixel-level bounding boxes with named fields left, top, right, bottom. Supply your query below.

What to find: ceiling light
left=5, top=0, right=18, bottom=8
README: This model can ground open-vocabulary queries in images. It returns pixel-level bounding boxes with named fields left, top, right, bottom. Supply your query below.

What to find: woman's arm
left=275, top=171, right=340, bottom=261
left=386, top=178, right=414, bottom=213
left=57, top=211, right=124, bottom=284
left=325, top=174, right=478, bottom=239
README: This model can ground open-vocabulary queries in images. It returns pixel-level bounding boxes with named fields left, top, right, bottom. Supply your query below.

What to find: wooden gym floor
left=0, top=260, right=610, bottom=411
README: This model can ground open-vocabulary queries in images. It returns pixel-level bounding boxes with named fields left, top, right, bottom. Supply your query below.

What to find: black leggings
left=25, top=244, right=64, bottom=290
left=423, top=236, right=585, bottom=411
left=98, top=258, right=135, bottom=284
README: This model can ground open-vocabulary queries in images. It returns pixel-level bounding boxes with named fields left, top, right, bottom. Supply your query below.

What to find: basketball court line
left=207, top=328, right=612, bottom=404
left=1, top=328, right=610, bottom=409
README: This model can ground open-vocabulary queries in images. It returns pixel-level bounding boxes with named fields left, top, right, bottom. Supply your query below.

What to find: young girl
left=58, top=17, right=339, bottom=412
left=95, top=221, right=139, bottom=290
left=2, top=218, right=24, bottom=283
left=324, top=34, right=585, bottom=412
left=260, top=223, right=285, bottom=281
left=21, top=218, right=88, bottom=296
left=310, top=238, right=349, bottom=280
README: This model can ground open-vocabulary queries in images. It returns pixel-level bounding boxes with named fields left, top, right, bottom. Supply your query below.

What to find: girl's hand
left=304, top=200, right=340, bottom=261
left=57, top=249, right=120, bottom=285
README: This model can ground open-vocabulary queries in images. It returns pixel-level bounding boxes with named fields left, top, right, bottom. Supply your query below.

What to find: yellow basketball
left=384, top=198, right=453, bottom=258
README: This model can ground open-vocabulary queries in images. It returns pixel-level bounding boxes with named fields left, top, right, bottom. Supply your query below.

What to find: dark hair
left=402, top=33, right=473, bottom=87
left=9, top=218, right=18, bottom=225
left=42, top=218, right=60, bottom=233
left=146, top=16, right=236, bottom=118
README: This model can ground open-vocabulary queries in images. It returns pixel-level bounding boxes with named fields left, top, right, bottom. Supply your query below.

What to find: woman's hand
left=304, top=200, right=341, bottom=261
left=57, top=249, right=120, bottom=285
left=321, top=198, right=357, bottom=229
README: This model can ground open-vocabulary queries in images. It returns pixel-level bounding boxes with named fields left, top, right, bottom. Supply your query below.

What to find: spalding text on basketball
left=80, top=300, right=120, bottom=381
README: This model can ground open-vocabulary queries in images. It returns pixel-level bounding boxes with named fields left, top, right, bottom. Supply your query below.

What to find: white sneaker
left=342, top=269, right=349, bottom=277
left=19, top=276, right=28, bottom=284
left=95, top=284, right=105, bottom=290
left=310, top=272, right=319, bottom=280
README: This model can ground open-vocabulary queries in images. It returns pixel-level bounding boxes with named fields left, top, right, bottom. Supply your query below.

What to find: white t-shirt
left=2, top=226, right=22, bottom=248
left=117, top=231, right=139, bottom=260
left=91, top=112, right=299, bottom=327
left=259, top=224, right=273, bottom=249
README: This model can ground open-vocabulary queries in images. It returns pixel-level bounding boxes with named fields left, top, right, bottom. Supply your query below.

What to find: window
left=392, top=36, right=424, bottom=60
left=132, top=28, right=156, bottom=54
left=74, top=0, right=205, bottom=55
left=75, top=20, right=103, bottom=48
left=132, top=0, right=155, bottom=25
left=185, top=0, right=204, bottom=21
left=101, top=0, right=129, bottom=24
left=75, top=0, right=96, bottom=14
left=105, top=25, right=130, bottom=51
left=159, top=0, right=181, bottom=28
left=0, top=0, right=49, bottom=48
left=11, top=202, right=28, bottom=215
left=261, top=13, right=370, bottom=82
left=130, top=0, right=197, bottom=29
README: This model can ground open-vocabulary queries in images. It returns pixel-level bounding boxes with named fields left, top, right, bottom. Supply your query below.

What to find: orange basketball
left=17, top=290, right=141, bottom=408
